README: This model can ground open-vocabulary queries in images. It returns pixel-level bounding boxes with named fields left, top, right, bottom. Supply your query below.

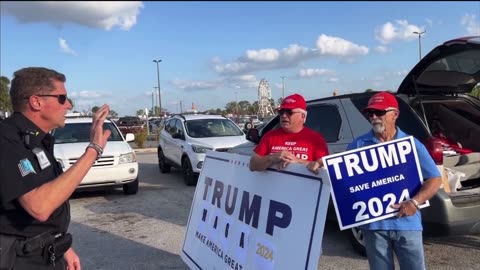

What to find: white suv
left=52, top=117, right=139, bottom=195
left=157, top=114, right=248, bottom=185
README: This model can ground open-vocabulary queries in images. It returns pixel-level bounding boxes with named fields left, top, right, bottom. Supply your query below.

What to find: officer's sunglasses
left=277, top=109, right=300, bottom=116
left=365, top=109, right=396, bottom=118
left=24, top=94, right=68, bottom=105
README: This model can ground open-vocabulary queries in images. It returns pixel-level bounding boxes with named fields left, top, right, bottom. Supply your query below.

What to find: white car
left=157, top=114, right=248, bottom=185
left=52, top=117, right=139, bottom=195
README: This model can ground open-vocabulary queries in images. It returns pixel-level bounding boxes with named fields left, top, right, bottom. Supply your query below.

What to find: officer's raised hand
left=89, top=104, right=111, bottom=150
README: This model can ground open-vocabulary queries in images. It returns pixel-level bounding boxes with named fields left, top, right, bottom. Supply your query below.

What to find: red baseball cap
left=363, top=91, right=399, bottom=111
left=279, top=93, right=306, bottom=110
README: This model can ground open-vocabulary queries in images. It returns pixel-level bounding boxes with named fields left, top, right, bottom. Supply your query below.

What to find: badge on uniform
left=18, top=158, right=37, bottom=177
left=32, top=148, right=51, bottom=170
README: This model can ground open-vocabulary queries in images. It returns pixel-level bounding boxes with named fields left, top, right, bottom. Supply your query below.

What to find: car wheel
left=348, top=227, right=367, bottom=257
left=245, top=123, right=253, bottom=130
left=123, top=178, right=139, bottom=195
left=158, top=148, right=171, bottom=173
left=182, top=158, right=198, bottom=186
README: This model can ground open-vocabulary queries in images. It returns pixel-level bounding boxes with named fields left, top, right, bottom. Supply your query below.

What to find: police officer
left=0, top=67, right=111, bottom=270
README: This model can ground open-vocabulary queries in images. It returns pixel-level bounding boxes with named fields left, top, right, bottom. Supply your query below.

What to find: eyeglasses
left=24, top=94, right=68, bottom=105
left=277, top=109, right=301, bottom=116
left=365, top=109, right=396, bottom=117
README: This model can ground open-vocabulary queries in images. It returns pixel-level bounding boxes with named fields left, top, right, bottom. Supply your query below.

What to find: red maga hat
left=279, top=93, right=306, bottom=110
left=363, top=91, right=399, bottom=111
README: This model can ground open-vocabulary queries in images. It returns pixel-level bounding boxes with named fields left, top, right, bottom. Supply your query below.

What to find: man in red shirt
left=249, top=93, right=328, bottom=173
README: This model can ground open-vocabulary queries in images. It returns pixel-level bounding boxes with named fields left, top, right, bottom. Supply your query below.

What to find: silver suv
left=230, top=36, right=480, bottom=255
left=157, top=114, right=248, bottom=185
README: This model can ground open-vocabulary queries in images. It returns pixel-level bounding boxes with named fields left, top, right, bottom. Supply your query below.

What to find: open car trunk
left=413, top=97, right=480, bottom=195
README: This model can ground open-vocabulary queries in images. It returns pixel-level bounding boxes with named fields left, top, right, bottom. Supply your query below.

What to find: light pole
left=234, top=91, right=239, bottom=117
left=280, top=76, right=286, bottom=98
left=153, top=59, right=162, bottom=117
left=413, top=30, right=426, bottom=61
left=153, top=86, right=159, bottom=115
left=151, top=90, right=154, bottom=116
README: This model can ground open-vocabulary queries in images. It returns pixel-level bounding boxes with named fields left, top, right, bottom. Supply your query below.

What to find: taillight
left=424, top=136, right=443, bottom=165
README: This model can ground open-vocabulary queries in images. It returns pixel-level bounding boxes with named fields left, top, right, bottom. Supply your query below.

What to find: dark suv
left=229, top=36, right=480, bottom=255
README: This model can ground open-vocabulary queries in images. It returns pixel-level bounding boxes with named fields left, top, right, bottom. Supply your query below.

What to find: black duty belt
left=16, top=232, right=72, bottom=266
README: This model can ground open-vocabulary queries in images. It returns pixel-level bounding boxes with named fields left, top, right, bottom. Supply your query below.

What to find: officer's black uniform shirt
left=0, top=112, right=70, bottom=237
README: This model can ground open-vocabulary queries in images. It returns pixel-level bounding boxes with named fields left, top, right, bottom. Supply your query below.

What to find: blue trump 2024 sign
left=322, top=136, right=428, bottom=230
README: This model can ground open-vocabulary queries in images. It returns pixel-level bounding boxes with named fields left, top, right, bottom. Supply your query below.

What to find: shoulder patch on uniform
left=18, top=158, right=37, bottom=177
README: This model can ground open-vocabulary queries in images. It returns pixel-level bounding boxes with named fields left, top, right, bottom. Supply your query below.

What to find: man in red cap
left=347, top=91, right=441, bottom=270
left=249, top=93, right=328, bottom=173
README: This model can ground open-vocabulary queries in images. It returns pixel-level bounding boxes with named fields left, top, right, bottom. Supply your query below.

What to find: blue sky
left=1, top=1, right=479, bottom=116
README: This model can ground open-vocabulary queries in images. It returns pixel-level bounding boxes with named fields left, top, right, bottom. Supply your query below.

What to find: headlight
left=119, top=152, right=136, bottom=164
left=191, top=144, right=213, bottom=153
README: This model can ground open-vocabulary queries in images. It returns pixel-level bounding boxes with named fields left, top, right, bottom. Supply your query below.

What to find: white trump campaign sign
left=181, top=151, right=331, bottom=270
left=322, top=136, right=429, bottom=230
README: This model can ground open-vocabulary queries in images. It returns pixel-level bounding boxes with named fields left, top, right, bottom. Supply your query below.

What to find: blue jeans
left=364, top=230, right=425, bottom=270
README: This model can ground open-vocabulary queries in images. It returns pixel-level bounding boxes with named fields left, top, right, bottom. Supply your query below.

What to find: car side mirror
left=246, top=128, right=260, bottom=144
left=125, top=133, right=135, bottom=142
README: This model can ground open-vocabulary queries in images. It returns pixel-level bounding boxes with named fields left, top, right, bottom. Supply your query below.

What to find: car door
left=171, top=119, right=186, bottom=163
left=162, top=119, right=177, bottom=162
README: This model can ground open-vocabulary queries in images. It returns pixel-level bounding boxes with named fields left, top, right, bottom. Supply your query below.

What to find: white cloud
left=171, top=75, right=259, bottom=91
left=214, top=44, right=315, bottom=75
left=172, top=79, right=223, bottom=91
left=1, top=2, right=143, bottom=31
left=384, top=70, right=408, bottom=77
left=214, top=35, right=367, bottom=75
left=461, top=14, right=480, bottom=35
left=327, top=77, right=339, bottom=83
left=238, top=75, right=257, bottom=82
left=70, top=90, right=112, bottom=99
left=59, top=38, right=77, bottom=56
left=425, top=18, right=433, bottom=27
left=375, top=20, right=423, bottom=44
left=297, top=68, right=335, bottom=78
left=316, top=34, right=369, bottom=57
left=374, top=45, right=390, bottom=54
left=245, top=49, right=280, bottom=63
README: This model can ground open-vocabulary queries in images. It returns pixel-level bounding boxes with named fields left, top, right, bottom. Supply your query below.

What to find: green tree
left=136, top=109, right=145, bottom=116
left=91, top=106, right=100, bottom=113
left=270, top=98, right=276, bottom=108
left=469, top=84, right=480, bottom=98
left=277, top=98, right=283, bottom=107
left=250, top=101, right=259, bottom=115
left=238, top=100, right=251, bottom=115
left=109, top=110, right=118, bottom=118
left=364, top=89, right=374, bottom=92
left=225, top=101, right=237, bottom=114
left=0, top=76, right=12, bottom=112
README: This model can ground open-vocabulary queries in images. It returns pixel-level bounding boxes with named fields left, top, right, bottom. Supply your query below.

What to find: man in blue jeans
left=347, top=91, right=441, bottom=270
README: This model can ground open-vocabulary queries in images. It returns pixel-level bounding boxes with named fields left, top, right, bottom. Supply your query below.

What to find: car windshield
left=53, top=122, right=124, bottom=143
left=185, top=119, right=244, bottom=138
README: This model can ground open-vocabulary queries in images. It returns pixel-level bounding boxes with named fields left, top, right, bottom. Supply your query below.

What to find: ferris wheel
left=257, top=79, right=274, bottom=118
